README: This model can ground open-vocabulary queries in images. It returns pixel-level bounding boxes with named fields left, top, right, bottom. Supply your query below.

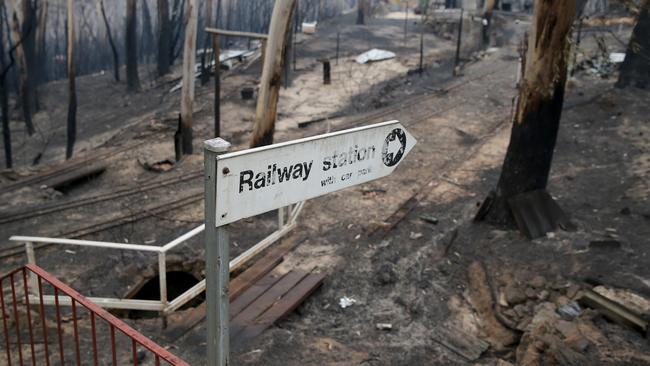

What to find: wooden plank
left=0, top=143, right=140, bottom=193
left=431, top=324, right=489, bottom=361
left=579, top=289, right=648, bottom=335
left=230, top=270, right=308, bottom=338
left=230, top=270, right=285, bottom=318
left=230, top=235, right=304, bottom=299
left=46, top=162, right=107, bottom=190
left=163, top=237, right=302, bottom=341
left=232, top=273, right=324, bottom=350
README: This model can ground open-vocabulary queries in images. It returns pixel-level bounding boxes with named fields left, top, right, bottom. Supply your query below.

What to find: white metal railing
left=8, top=202, right=304, bottom=314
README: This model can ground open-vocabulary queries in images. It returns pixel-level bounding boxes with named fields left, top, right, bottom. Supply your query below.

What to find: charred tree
left=200, top=0, right=214, bottom=85
left=21, top=0, right=38, bottom=110
left=617, top=0, right=650, bottom=88
left=66, top=0, right=77, bottom=159
left=1, top=2, right=14, bottom=168
left=482, top=0, right=496, bottom=48
left=476, top=0, right=576, bottom=226
left=126, top=0, right=141, bottom=91
left=170, top=0, right=186, bottom=64
left=141, top=0, right=155, bottom=61
left=357, top=0, right=366, bottom=25
left=157, top=0, right=172, bottom=76
left=35, top=0, right=48, bottom=84
left=99, top=0, right=120, bottom=81
left=8, top=1, right=34, bottom=135
left=250, top=0, right=296, bottom=148
left=179, top=0, right=198, bottom=155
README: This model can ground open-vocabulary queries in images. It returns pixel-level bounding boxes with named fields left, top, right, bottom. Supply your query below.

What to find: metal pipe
left=11, top=236, right=162, bottom=252
left=158, top=252, right=168, bottom=313
left=204, top=138, right=231, bottom=366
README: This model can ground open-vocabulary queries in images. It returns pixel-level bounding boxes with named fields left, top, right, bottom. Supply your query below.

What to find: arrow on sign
left=213, top=121, right=416, bottom=226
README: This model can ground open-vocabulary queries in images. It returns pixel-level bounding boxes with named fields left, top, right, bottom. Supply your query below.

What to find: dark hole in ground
left=128, top=271, right=205, bottom=319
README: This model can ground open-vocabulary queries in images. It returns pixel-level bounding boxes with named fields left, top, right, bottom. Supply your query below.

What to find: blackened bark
left=0, top=82, right=10, bottom=168
left=141, top=0, right=154, bottom=60
left=126, top=0, right=141, bottom=91
left=66, top=0, right=77, bottom=159
left=157, top=0, right=171, bottom=76
left=0, top=5, right=12, bottom=168
left=482, top=0, right=496, bottom=48
left=22, top=0, right=38, bottom=110
left=200, top=0, right=214, bottom=85
left=9, top=10, right=34, bottom=136
left=356, top=0, right=365, bottom=25
left=478, top=0, right=576, bottom=226
left=35, top=0, right=48, bottom=84
left=170, top=0, right=185, bottom=64
left=99, top=0, right=120, bottom=82
left=617, top=0, right=650, bottom=88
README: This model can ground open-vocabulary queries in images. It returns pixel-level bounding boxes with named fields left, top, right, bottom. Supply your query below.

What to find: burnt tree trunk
left=482, top=0, right=496, bottom=48
left=99, top=0, right=120, bottom=81
left=356, top=0, right=365, bottom=25
left=0, top=76, right=10, bottom=169
left=126, top=0, right=141, bottom=91
left=477, top=0, right=576, bottom=226
left=250, top=0, right=296, bottom=148
left=157, top=0, right=171, bottom=76
left=179, top=0, right=198, bottom=155
left=66, top=0, right=77, bottom=160
left=170, top=0, right=185, bottom=63
left=35, top=0, right=48, bottom=84
left=141, top=0, right=154, bottom=62
left=0, top=3, right=12, bottom=168
left=8, top=1, right=34, bottom=135
left=200, top=0, right=214, bottom=85
left=21, top=0, right=38, bottom=110
left=617, top=0, right=650, bottom=88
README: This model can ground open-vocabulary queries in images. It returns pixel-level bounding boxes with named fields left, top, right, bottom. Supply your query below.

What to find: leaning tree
left=477, top=0, right=577, bottom=226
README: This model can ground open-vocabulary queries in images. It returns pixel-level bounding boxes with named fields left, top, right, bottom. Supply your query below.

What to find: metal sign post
left=203, top=121, right=416, bottom=365
left=204, top=138, right=231, bottom=366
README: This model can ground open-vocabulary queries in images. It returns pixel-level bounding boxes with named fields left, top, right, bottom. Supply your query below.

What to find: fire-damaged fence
left=0, top=263, right=189, bottom=366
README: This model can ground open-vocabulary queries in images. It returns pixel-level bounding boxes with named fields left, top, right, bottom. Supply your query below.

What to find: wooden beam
left=205, top=27, right=268, bottom=40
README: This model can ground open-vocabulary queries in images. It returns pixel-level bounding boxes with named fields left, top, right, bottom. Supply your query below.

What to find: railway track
left=0, top=170, right=203, bottom=224
left=0, top=142, right=145, bottom=194
left=0, top=64, right=515, bottom=259
left=0, top=191, right=203, bottom=259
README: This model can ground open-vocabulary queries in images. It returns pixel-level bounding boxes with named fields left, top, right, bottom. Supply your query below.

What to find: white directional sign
left=214, top=120, right=416, bottom=226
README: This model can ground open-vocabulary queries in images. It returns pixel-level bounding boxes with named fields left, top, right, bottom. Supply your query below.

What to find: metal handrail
left=0, top=263, right=189, bottom=365
left=8, top=201, right=304, bottom=314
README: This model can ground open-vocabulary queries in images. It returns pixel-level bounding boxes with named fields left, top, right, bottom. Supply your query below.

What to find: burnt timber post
left=205, top=28, right=269, bottom=138
left=213, top=34, right=221, bottom=137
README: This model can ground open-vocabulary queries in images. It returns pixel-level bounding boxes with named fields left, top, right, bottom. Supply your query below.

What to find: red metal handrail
left=0, top=264, right=190, bottom=366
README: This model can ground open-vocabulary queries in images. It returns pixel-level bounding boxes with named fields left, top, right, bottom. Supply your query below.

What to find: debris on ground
left=419, top=214, right=439, bottom=225
left=339, top=297, right=357, bottom=309
left=375, top=323, right=392, bottom=330
left=139, top=159, right=176, bottom=173
left=355, top=49, right=397, bottom=64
